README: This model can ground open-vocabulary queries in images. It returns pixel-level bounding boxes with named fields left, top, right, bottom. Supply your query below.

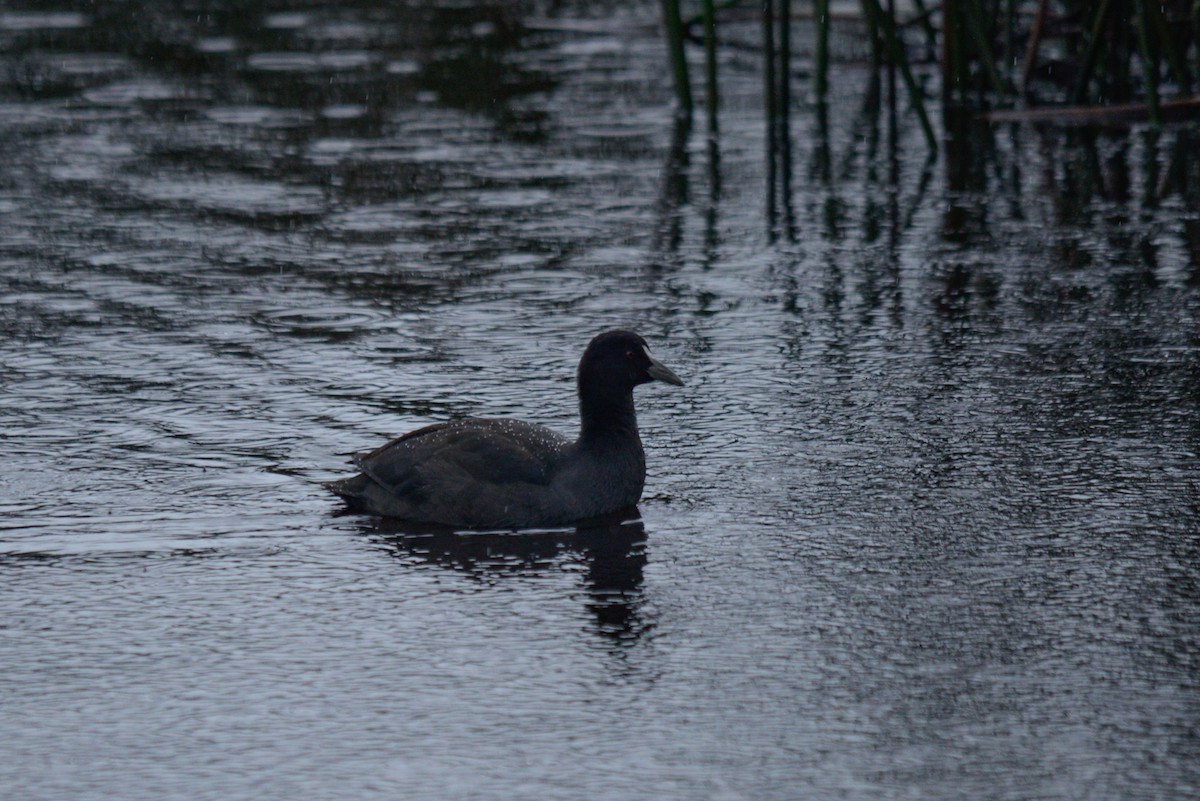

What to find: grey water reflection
left=2, top=1, right=1200, bottom=800
left=366, top=515, right=651, bottom=646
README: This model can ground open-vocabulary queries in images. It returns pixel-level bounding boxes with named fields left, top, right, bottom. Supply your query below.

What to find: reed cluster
left=659, top=1, right=1200, bottom=150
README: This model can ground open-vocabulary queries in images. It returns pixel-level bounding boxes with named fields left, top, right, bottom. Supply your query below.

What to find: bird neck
left=578, top=386, right=641, bottom=444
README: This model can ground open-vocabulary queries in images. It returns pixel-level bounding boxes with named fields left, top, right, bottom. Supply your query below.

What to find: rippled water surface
left=2, top=3, right=1199, bottom=800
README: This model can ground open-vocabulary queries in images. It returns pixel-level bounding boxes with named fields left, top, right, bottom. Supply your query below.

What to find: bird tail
left=324, top=474, right=372, bottom=510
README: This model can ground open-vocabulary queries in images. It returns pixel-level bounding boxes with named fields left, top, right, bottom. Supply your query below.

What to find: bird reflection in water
left=358, top=511, right=650, bottom=646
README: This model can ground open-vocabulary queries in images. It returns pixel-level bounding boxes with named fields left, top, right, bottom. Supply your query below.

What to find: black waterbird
left=327, top=330, right=684, bottom=529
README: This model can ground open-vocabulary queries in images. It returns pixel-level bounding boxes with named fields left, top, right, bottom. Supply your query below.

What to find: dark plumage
left=326, top=330, right=684, bottom=529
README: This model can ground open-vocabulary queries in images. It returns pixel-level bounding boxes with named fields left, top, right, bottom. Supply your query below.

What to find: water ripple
left=252, top=305, right=390, bottom=339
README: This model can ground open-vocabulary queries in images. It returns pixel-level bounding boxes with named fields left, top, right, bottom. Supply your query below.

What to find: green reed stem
left=661, top=0, right=694, bottom=118
left=964, top=0, right=1008, bottom=101
left=863, top=0, right=937, bottom=153
left=861, top=0, right=881, bottom=71
left=763, top=0, right=777, bottom=133
left=1134, top=0, right=1161, bottom=126
left=1071, top=0, right=1113, bottom=104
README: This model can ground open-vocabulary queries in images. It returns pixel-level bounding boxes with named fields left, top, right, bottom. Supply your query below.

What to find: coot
left=327, top=330, right=684, bottom=528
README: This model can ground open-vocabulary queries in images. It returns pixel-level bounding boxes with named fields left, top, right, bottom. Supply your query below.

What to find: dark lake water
left=2, top=3, right=1199, bottom=799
